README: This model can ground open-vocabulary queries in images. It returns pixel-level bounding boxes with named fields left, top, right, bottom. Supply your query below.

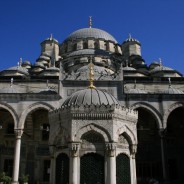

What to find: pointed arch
left=131, top=102, right=162, bottom=129
left=0, top=102, right=18, bottom=127
left=19, top=102, right=55, bottom=129
left=163, top=102, right=184, bottom=128
left=117, top=125, right=137, bottom=145
left=76, top=124, right=110, bottom=142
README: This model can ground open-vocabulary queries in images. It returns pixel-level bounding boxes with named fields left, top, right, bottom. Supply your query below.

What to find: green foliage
left=21, top=174, right=29, bottom=183
left=0, top=172, right=12, bottom=184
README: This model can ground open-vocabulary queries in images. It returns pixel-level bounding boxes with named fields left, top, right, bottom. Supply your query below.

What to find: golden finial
left=88, top=56, right=96, bottom=89
left=89, top=16, right=92, bottom=28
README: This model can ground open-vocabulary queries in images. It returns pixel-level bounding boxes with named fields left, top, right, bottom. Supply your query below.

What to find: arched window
left=56, top=153, right=69, bottom=184
left=116, top=154, right=131, bottom=184
left=80, top=153, right=104, bottom=184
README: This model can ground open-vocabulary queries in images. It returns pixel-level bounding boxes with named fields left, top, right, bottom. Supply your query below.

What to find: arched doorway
left=0, top=108, right=15, bottom=177
left=166, top=107, right=184, bottom=183
left=56, top=153, right=69, bottom=184
left=136, top=108, right=162, bottom=183
left=80, top=153, right=104, bottom=184
left=116, top=153, right=131, bottom=184
left=21, top=108, right=50, bottom=183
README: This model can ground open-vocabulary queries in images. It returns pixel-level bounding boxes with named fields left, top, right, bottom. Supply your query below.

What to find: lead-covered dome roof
left=62, top=88, right=119, bottom=106
left=65, top=28, right=117, bottom=43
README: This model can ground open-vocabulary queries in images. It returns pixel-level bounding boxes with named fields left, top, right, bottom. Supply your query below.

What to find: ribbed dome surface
left=163, top=87, right=184, bottom=94
left=0, top=86, right=20, bottom=93
left=127, top=88, right=147, bottom=94
left=66, top=28, right=117, bottom=43
left=62, top=88, right=119, bottom=106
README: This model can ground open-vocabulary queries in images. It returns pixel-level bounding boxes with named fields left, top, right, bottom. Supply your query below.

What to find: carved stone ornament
left=130, top=144, right=137, bottom=155
left=106, top=143, right=116, bottom=157
left=70, top=143, right=80, bottom=157
left=14, top=129, right=23, bottom=138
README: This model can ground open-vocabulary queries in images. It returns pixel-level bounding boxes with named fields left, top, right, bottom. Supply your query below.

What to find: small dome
left=163, top=86, right=184, bottom=94
left=38, top=89, right=57, bottom=94
left=0, top=86, right=20, bottom=93
left=62, top=88, right=119, bottom=106
left=150, top=66, right=173, bottom=73
left=39, top=55, right=50, bottom=61
left=1, top=66, right=29, bottom=76
left=34, top=63, right=45, bottom=68
left=65, top=28, right=117, bottom=43
left=127, top=88, right=147, bottom=94
left=123, top=66, right=136, bottom=71
left=22, top=61, right=31, bottom=66
left=123, top=35, right=140, bottom=45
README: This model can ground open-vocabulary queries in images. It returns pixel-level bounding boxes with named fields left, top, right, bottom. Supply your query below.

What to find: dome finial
left=159, top=58, right=163, bottom=70
left=10, top=78, right=13, bottom=87
left=89, top=16, right=92, bottom=28
left=168, top=77, right=171, bottom=88
left=159, top=58, right=162, bottom=66
left=134, top=79, right=136, bottom=89
left=50, top=33, right=53, bottom=40
left=129, top=33, right=132, bottom=39
left=88, top=56, right=96, bottom=89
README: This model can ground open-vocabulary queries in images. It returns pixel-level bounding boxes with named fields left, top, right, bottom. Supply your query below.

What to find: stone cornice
left=0, top=93, right=61, bottom=101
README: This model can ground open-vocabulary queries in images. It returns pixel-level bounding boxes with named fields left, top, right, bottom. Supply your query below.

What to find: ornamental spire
left=168, top=77, right=171, bottom=88
left=50, top=33, right=53, bottom=40
left=129, top=33, right=132, bottom=39
left=89, top=16, right=92, bottom=28
left=88, top=56, right=96, bottom=89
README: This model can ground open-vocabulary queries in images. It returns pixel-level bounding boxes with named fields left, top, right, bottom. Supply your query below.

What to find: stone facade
left=0, top=24, right=183, bottom=184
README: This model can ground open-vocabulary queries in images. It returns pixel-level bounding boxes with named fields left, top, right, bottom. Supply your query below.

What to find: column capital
left=130, top=144, right=137, bottom=155
left=159, top=128, right=166, bottom=138
left=70, top=143, right=80, bottom=157
left=14, top=129, right=23, bottom=138
left=106, top=143, right=116, bottom=157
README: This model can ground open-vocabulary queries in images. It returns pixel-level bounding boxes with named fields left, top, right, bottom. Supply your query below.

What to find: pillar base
left=11, top=181, right=19, bottom=184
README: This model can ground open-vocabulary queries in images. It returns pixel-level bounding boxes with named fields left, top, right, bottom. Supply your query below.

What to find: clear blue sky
left=1, top=0, right=184, bottom=74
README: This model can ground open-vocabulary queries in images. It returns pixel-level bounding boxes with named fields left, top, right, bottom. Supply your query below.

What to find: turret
left=122, top=34, right=146, bottom=69
left=38, top=34, right=60, bottom=67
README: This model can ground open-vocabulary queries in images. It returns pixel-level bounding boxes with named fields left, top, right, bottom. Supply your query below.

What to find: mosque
left=0, top=18, right=184, bottom=184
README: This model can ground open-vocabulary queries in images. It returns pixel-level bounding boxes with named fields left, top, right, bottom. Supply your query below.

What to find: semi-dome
left=62, top=88, right=119, bottom=106
left=67, top=49, right=110, bottom=57
left=163, top=86, right=184, bottom=94
left=127, top=88, right=147, bottom=94
left=65, top=28, right=117, bottom=43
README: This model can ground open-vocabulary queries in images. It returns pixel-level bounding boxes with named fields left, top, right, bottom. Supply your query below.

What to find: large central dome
left=65, top=28, right=117, bottom=43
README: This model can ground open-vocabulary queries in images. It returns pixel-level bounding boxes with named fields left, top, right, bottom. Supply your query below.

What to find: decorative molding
left=70, top=143, right=80, bottom=157
left=106, top=143, right=116, bottom=157
left=14, top=129, right=23, bottom=138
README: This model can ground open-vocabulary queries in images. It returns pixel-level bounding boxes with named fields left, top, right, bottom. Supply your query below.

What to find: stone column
left=159, top=130, right=167, bottom=181
left=106, top=143, right=116, bottom=184
left=12, top=129, right=23, bottom=184
left=130, top=144, right=137, bottom=184
left=69, top=143, right=80, bottom=184
left=49, top=155, right=56, bottom=184
left=49, top=146, right=56, bottom=184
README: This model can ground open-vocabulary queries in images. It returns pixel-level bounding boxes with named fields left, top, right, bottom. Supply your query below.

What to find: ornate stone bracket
left=106, top=143, right=116, bottom=157
left=130, top=144, right=137, bottom=158
left=70, top=143, right=80, bottom=157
